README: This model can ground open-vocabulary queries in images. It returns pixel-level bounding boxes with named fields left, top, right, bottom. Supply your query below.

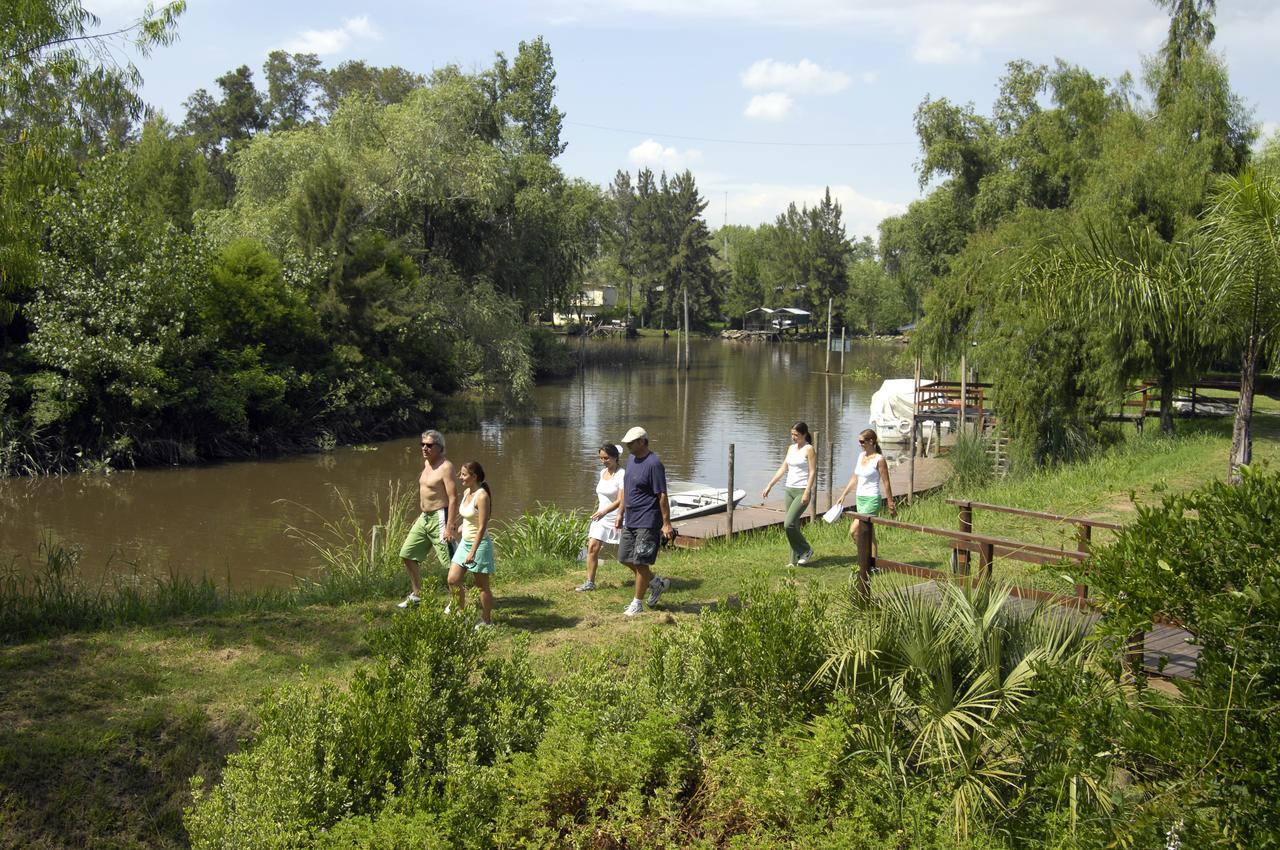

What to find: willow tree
left=1015, top=224, right=1212, bottom=436
left=1200, top=167, right=1280, bottom=483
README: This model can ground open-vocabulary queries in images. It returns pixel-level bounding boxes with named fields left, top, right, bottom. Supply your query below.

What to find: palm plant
left=1199, top=166, right=1280, bottom=483
left=813, top=581, right=1110, bottom=839
left=1015, top=223, right=1214, bottom=436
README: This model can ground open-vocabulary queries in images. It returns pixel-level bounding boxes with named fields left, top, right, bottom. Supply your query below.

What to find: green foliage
left=815, top=581, right=1108, bottom=842
left=496, top=504, right=587, bottom=566
left=949, top=429, right=994, bottom=489
left=185, top=608, right=549, bottom=849
left=1086, top=467, right=1280, bottom=847
left=648, top=579, right=831, bottom=742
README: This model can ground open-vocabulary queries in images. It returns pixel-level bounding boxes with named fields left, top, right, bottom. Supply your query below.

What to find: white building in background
left=553, top=285, right=618, bottom=326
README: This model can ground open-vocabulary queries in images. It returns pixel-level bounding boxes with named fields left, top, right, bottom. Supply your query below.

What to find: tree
left=1155, top=0, right=1217, bottom=107
left=0, top=0, right=184, bottom=336
left=316, top=60, right=423, bottom=117
left=490, top=36, right=565, bottom=158
left=1200, top=167, right=1280, bottom=483
left=1016, top=223, right=1214, bottom=435
left=264, top=50, right=321, bottom=130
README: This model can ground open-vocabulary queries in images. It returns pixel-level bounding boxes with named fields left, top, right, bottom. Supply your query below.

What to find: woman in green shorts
left=836, top=428, right=897, bottom=558
left=448, top=461, right=496, bottom=627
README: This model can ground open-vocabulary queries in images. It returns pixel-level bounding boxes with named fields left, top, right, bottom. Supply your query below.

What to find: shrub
left=493, top=666, right=693, bottom=848
left=184, top=607, right=549, bottom=849
left=646, top=578, right=831, bottom=743
left=496, top=504, right=586, bottom=566
left=1086, top=466, right=1280, bottom=848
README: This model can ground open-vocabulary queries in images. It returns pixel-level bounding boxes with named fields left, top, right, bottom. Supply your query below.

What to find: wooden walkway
left=673, top=457, right=950, bottom=548
left=907, top=581, right=1200, bottom=680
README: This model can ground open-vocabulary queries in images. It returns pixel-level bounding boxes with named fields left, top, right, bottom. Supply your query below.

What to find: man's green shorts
left=399, top=509, right=454, bottom=567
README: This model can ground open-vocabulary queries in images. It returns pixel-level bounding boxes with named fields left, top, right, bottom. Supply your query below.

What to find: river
left=0, top=337, right=909, bottom=588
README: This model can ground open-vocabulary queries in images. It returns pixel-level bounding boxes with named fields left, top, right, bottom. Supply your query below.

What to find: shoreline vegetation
left=2, top=416, right=1277, bottom=848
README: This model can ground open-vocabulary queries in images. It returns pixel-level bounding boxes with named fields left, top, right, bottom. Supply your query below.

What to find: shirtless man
left=397, top=429, right=459, bottom=608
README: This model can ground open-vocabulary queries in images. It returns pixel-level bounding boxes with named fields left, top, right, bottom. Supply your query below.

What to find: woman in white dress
left=576, top=443, right=625, bottom=592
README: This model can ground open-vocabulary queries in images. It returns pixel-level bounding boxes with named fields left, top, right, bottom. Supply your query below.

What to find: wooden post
left=909, top=355, right=920, bottom=498
left=825, top=297, right=833, bottom=373
left=957, top=502, right=972, bottom=575
left=826, top=439, right=835, bottom=511
left=978, top=542, right=994, bottom=584
left=674, top=309, right=681, bottom=370
left=727, top=443, right=735, bottom=536
left=959, top=351, right=967, bottom=438
left=839, top=326, right=846, bottom=374
left=1075, top=524, right=1091, bottom=603
left=683, top=288, right=691, bottom=371
left=855, top=516, right=873, bottom=598
left=1127, top=630, right=1146, bottom=676
left=810, top=430, right=819, bottom=522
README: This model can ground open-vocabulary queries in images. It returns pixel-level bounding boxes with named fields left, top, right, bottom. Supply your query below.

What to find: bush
left=184, top=608, right=549, bottom=849
left=496, top=504, right=586, bottom=569
left=647, top=579, right=831, bottom=743
left=1086, top=466, right=1280, bottom=848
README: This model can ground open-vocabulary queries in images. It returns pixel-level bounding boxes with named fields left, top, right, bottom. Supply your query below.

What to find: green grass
left=1, top=413, right=1275, bottom=849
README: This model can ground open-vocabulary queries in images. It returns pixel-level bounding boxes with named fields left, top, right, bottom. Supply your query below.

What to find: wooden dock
left=673, top=457, right=950, bottom=548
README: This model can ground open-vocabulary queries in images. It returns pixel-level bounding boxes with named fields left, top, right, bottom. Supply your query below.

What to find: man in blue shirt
left=615, top=426, right=675, bottom=616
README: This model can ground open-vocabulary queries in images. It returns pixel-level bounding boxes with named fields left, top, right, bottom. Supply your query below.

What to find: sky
left=86, top=0, right=1279, bottom=239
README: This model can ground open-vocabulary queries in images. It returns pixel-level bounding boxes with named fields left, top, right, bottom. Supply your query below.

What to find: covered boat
left=868, top=379, right=947, bottom=444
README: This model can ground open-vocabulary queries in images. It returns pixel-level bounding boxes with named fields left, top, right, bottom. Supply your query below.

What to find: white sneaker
left=646, top=576, right=672, bottom=607
left=623, top=599, right=644, bottom=617
left=797, top=549, right=815, bottom=566
left=474, top=620, right=494, bottom=631
left=443, top=602, right=452, bottom=615
left=575, top=580, right=596, bottom=592
left=397, top=593, right=421, bottom=609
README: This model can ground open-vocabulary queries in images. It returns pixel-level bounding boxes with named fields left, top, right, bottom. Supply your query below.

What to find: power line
left=564, top=120, right=913, bottom=148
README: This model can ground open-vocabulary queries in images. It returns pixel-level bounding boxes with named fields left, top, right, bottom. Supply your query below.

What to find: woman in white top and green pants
left=762, top=421, right=817, bottom=566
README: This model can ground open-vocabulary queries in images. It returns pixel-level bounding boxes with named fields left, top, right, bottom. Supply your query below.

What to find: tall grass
left=496, top=504, right=587, bottom=578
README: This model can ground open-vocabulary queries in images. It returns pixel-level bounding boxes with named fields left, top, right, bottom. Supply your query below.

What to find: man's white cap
left=621, top=426, right=648, bottom=443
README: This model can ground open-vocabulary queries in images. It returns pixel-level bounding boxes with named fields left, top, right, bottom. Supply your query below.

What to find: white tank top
left=595, top=468, right=624, bottom=524
left=784, top=443, right=810, bottom=489
left=458, top=489, right=485, bottom=542
left=855, top=452, right=883, bottom=497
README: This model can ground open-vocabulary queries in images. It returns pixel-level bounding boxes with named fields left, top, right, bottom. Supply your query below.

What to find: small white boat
left=669, top=487, right=746, bottom=521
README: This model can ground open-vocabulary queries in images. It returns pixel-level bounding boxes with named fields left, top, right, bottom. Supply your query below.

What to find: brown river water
left=0, top=337, right=909, bottom=588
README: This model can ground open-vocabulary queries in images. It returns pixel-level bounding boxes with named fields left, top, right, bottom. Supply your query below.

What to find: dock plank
left=672, top=457, right=950, bottom=548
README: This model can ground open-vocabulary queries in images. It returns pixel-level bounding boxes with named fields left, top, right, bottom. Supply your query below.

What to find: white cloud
left=743, top=92, right=794, bottom=122
left=741, top=59, right=851, bottom=94
left=705, top=181, right=908, bottom=234
left=911, top=26, right=978, bottom=64
left=281, top=16, right=381, bottom=56
left=627, top=139, right=704, bottom=170
left=544, top=0, right=1201, bottom=65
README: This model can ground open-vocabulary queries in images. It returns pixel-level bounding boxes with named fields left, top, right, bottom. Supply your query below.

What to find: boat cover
left=869, top=379, right=932, bottom=428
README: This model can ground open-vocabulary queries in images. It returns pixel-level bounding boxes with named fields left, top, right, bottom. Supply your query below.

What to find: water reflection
left=0, top=338, right=909, bottom=587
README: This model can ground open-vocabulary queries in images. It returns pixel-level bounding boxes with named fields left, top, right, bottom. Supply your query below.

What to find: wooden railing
left=848, top=500, right=1163, bottom=675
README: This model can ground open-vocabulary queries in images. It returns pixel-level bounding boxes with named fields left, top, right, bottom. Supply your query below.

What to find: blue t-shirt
left=623, top=451, right=667, bottom=530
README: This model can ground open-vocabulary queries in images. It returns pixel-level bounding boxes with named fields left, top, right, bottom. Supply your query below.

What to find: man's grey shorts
left=618, top=527, right=660, bottom=566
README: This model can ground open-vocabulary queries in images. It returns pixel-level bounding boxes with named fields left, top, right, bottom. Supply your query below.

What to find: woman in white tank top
left=836, top=428, right=896, bottom=560
left=576, top=443, right=625, bottom=592
left=762, top=421, right=817, bottom=566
